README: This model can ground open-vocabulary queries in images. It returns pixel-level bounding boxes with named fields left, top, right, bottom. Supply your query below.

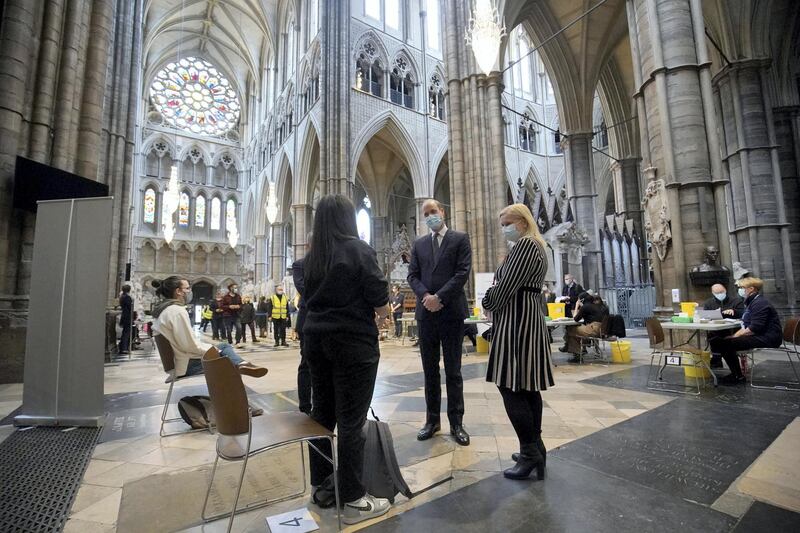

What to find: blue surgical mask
left=738, top=288, right=747, bottom=299
left=502, top=224, right=521, bottom=243
left=183, top=289, right=193, bottom=303
left=714, top=292, right=726, bottom=302
left=425, top=214, right=443, bottom=231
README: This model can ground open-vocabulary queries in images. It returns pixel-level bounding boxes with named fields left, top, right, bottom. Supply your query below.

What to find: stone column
left=372, top=215, right=388, bottom=273
left=626, top=0, right=722, bottom=305
left=713, top=60, right=796, bottom=306
left=0, top=0, right=38, bottom=298
left=774, top=105, right=800, bottom=296
left=291, top=203, right=312, bottom=261
left=611, top=158, right=643, bottom=225
left=319, top=0, right=351, bottom=197
left=254, top=235, right=267, bottom=285
left=441, top=0, right=507, bottom=274
left=563, top=133, right=601, bottom=289
left=269, top=222, right=286, bottom=284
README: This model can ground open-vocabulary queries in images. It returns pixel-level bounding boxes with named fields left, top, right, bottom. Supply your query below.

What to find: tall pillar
left=626, top=0, right=722, bottom=305
left=563, top=133, right=601, bottom=290
left=774, top=106, right=800, bottom=302
left=372, top=215, right=388, bottom=273
left=611, top=158, right=643, bottom=225
left=269, top=222, right=286, bottom=284
left=713, top=60, right=796, bottom=306
left=291, top=203, right=312, bottom=261
left=254, top=235, right=267, bottom=284
left=0, top=0, right=38, bottom=298
left=441, top=0, right=507, bottom=274
left=319, top=0, right=351, bottom=197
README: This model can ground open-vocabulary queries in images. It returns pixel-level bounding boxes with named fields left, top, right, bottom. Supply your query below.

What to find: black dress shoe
left=719, top=374, right=745, bottom=385
left=558, top=346, right=569, bottom=353
left=450, top=425, right=470, bottom=446
left=417, top=423, right=440, bottom=441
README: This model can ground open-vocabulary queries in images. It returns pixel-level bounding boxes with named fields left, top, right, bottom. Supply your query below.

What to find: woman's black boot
left=511, top=437, right=546, bottom=466
left=504, top=443, right=545, bottom=480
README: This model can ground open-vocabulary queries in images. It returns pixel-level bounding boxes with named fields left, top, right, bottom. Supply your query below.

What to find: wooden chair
left=743, top=317, right=800, bottom=391
left=154, top=334, right=212, bottom=437
left=645, top=318, right=716, bottom=395
left=200, top=348, right=341, bottom=532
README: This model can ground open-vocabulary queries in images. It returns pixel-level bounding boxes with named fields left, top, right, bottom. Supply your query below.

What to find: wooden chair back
left=202, top=347, right=250, bottom=436
left=645, top=318, right=664, bottom=347
left=154, top=334, right=175, bottom=374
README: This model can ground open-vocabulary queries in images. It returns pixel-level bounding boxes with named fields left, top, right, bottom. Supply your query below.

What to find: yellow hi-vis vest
left=271, top=294, right=288, bottom=319
left=202, top=306, right=213, bottom=320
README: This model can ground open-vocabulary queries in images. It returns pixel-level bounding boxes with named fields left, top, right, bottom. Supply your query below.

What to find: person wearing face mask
left=482, top=204, right=554, bottom=480
left=702, top=283, right=745, bottom=368
left=408, top=198, right=472, bottom=446
left=270, top=285, right=289, bottom=347
left=558, top=274, right=583, bottom=318
left=239, top=296, right=258, bottom=343
left=151, top=276, right=267, bottom=379
left=709, top=277, right=783, bottom=384
left=221, top=283, right=243, bottom=347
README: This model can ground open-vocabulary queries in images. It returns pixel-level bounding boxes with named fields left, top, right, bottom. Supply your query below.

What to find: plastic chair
left=154, top=334, right=212, bottom=437
left=200, top=348, right=342, bottom=532
left=645, top=318, right=717, bottom=395
left=743, top=317, right=800, bottom=391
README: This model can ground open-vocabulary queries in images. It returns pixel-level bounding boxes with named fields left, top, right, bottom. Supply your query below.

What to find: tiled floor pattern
left=0, top=329, right=797, bottom=532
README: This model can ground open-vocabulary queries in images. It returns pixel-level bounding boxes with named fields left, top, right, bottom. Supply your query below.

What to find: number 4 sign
left=266, top=508, right=319, bottom=533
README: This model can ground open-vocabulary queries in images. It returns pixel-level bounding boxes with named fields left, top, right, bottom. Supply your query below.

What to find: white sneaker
left=342, top=494, right=391, bottom=524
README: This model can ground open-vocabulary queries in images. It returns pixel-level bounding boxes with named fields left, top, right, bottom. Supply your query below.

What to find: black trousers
left=224, top=316, right=241, bottom=344
left=211, top=317, right=223, bottom=340
left=498, top=386, right=543, bottom=447
left=273, top=318, right=286, bottom=344
left=240, top=321, right=256, bottom=342
left=393, top=313, right=403, bottom=337
left=418, top=317, right=465, bottom=426
left=119, top=320, right=131, bottom=353
left=305, top=333, right=379, bottom=502
left=297, top=333, right=312, bottom=413
left=709, top=334, right=775, bottom=378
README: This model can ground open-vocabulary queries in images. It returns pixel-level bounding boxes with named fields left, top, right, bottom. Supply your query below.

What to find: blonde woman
left=482, top=204, right=554, bottom=480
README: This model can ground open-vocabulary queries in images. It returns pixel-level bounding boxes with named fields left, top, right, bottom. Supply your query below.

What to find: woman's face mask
left=738, top=287, right=748, bottom=299
left=501, top=224, right=522, bottom=243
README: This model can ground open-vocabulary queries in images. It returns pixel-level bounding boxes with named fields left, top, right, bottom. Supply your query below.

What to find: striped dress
left=482, top=237, right=554, bottom=392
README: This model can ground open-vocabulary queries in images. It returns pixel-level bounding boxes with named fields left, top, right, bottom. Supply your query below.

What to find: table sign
left=665, top=355, right=682, bottom=366
left=266, top=508, right=318, bottom=533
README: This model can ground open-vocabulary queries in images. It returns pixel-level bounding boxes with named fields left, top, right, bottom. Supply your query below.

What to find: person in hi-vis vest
left=270, top=286, right=289, bottom=347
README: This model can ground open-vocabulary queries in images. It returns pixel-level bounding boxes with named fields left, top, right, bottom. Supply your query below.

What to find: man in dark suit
left=118, top=284, right=133, bottom=354
left=408, top=199, right=472, bottom=446
left=559, top=274, right=583, bottom=317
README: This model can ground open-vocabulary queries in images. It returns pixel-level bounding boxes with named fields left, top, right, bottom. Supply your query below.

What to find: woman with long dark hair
left=150, top=276, right=267, bottom=379
left=303, top=195, right=392, bottom=524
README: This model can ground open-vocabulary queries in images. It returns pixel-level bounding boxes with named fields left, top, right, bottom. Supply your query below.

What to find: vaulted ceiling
left=143, top=0, right=279, bottom=99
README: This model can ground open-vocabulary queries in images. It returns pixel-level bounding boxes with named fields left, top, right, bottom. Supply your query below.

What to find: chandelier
left=465, top=0, right=506, bottom=76
left=266, top=181, right=278, bottom=225
left=162, top=165, right=180, bottom=244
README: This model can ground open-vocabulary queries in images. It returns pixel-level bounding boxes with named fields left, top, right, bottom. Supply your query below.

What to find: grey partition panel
left=15, top=197, right=112, bottom=427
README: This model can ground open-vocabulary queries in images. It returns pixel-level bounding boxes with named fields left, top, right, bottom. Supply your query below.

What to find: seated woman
left=151, top=276, right=267, bottom=379
left=709, top=277, right=783, bottom=385
left=561, top=292, right=609, bottom=361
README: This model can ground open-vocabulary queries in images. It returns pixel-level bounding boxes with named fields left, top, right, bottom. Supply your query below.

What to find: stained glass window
left=226, top=199, right=236, bottom=229
left=357, top=208, right=371, bottom=244
left=195, top=195, right=206, bottom=227
left=211, top=197, right=221, bottom=230
left=149, top=57, right=240, bottom=137
left=179, top=192, right=190, bottom=226
left=143, top=188, right=156, bottom=223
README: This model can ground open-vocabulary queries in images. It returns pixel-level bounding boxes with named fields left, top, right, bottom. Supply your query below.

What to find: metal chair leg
left=331, top=435, right=342, bottom=532
left=159, top=379, right=175, bottom=437
left=201, top=454, right=220, bottom=521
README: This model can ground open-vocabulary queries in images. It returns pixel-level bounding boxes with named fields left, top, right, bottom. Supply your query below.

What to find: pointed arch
left=297, top=117, right=321, bottom=206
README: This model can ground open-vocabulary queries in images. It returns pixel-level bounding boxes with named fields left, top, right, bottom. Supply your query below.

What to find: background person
left=390, top=285, right=404, bottom=338
left=200, top=304, right=213, bottom=333
left=303, top=195, right=391, bottom=524
left=150, top=277, right=266, bottom=379
left=482, top=204, right=554, bottom=480
left=558, top=274, right=583, bottom=317
left=239, top=296, right=258, bottom=343
left=118, top=284, right=134, bottom=355
left=702, top=283, right=745, bottom=367
left=210, top=292, right=224, bottom=340
left=270, top=286, right=289, bottom=347
left=292, top=251, right=312, bottom=415
left=408, top=198, right=472, bottom=446
left=221, top=283, right=243, bottom=347
left=709, top=277, right=783, bottom=385
left=561, top=292, right=609, bottom=361
left=256, top=296, right=269, bottom=338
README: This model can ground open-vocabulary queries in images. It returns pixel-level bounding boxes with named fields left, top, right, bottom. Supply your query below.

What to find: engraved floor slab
left=551, top=399, right=794, bottom=505
left=732, top=501, right=800, bottom=532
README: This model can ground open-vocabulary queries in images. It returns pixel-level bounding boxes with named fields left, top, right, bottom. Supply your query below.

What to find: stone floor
left=0, top=327, right=798, bottom=532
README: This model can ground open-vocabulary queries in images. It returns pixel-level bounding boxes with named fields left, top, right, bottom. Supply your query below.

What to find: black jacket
left=239, top=302, right=255, bottom=324
left=574, top=302, right=608, bottom=325
left=119, top=293, right=133, bottom=324
left=562, top=282, right=584, bottom=315
left=292, top=257, right=307, bottom=334
left=407, top=229, right=472, bottom=322
left=702, top=294, right=745, bottom=318
left=742, top=294, right=782, bottom=346
left=304, top=239, right=389, bottom=337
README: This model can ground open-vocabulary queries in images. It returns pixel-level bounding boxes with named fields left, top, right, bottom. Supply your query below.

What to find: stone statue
left=690, top=245, right=731, bottom=287
left=387, top=223, right=413, bottom=279
left=641, top=178, right=671, bottom=261
left=732, top=262, right=752, bottom=281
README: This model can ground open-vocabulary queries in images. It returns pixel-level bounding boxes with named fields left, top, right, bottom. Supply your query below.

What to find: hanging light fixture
left=466, top=0, right=506, bottom=76
left=162, top=165, right=180, bottom=244
left=265, top=181, right=278, bottom=225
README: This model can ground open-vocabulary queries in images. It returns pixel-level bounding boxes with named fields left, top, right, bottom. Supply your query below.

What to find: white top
left=153, top=304, right=213, bottom=376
